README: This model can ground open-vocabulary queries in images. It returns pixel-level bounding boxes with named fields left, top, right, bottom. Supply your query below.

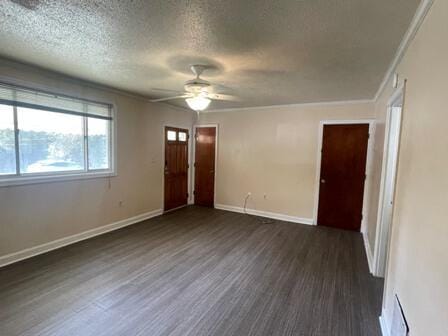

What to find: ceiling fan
left=150, top=65, right=238, bottom=111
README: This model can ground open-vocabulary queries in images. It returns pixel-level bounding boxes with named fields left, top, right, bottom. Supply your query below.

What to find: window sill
left=0, top=171, right=117, bottom=188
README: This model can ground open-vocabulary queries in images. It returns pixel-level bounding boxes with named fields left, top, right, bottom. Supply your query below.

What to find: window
left=88, top=117, right=110, bottom=170
left=178, top=131, right=187, bottom=142
left=18, top=108, right=85, bottom=173
left=0, top=82, right=114, bottom=186
left=0, top=104, right=16, bottom=175
left=167, top=130, right=176, bottom=141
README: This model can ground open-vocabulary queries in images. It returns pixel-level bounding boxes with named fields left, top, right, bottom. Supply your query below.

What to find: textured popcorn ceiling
left=0, top=0, right=420, bottom=110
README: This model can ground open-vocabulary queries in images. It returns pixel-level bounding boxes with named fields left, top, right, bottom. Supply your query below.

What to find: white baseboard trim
left=215, top=204, right=314, bottom=225
left=163, top=204, right=188, bottom=213
left=0, top=208, right=163, bottom=268
left=362, top=231, right=374, bottom=274
left=379, top=311, right=390, bottom=336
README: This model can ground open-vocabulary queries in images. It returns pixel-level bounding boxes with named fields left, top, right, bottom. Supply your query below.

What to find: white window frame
left=0, top=83, right=117, bottom=187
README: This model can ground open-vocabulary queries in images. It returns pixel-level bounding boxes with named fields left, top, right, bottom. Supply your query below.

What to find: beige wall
left=0, top=59, right=196, bottom=258
left=378, top=1, right=448, bottom=334
left=198, top=102, right=374, bottom=220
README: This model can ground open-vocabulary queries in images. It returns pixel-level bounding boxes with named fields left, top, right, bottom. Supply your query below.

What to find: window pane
left=167, top=130, right=176, bottom=141
left=88, top=117, right=110, bottom=170
left=178, top=131, right=187, bottom=142
left=18, top=108, right=84, bottom=173
left=0, top=104, right=16, bottom=175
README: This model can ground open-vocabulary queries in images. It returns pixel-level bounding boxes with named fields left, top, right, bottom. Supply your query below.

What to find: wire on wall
left=243, top=194, right=275, bottom=225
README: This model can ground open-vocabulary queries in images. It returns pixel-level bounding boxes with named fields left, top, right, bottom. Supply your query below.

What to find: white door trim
left=162, top=124, right=193, bottom=212
left=312, top=119, right=376, bottom=232
left=372, top=84, right=404, bottom=277
left=192, top=124, right=219, bottom=207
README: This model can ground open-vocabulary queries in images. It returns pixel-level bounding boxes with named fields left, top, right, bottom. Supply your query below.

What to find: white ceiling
left=0, top=0, right=420, bottom=110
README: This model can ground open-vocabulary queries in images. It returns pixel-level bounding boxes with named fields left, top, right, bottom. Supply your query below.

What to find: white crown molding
left=204, top=99, right=374, bottom=113
left=215, top=204, right=314, bottom=225
left=0, top=208, right=163, bottom=268
left=374, top=0, right=435, bottom=101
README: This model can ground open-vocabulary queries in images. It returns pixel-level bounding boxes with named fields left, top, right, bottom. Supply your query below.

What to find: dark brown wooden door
left=317, top=124, right=369, bottom=231
left=164, top=127, right=189, bottom=211
left=194, top=127, right=216, bottom=207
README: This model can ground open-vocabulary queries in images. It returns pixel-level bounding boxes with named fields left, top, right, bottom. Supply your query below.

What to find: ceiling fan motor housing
left=184, top=78, right=210, bottom=94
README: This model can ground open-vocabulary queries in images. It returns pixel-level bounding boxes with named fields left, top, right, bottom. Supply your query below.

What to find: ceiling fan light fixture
left=185, top=96, right=211, bottom=111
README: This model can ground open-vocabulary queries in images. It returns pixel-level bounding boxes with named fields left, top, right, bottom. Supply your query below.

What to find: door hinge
left=193, top=190, right=196, bottom=195
left=187, top=193, right=189, bottom=198
left=187, top=163, right=189, bottom=169
left=368, top=133, right=370, bottom=139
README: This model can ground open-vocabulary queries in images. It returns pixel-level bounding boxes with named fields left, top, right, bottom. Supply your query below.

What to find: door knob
left=321, top=179, right=326, bottom=184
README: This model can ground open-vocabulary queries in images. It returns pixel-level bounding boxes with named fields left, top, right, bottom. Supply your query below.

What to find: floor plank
left=0, top=206, right=383, bottom=336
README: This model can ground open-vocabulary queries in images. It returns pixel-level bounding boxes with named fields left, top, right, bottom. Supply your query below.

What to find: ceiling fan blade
left=208, top=83, right=234, bottom=93
left=150, top=94, right=190, bottom=102
left=150, top=88, right=184, bottom=94
left=207, top=93, right=240, bottom=101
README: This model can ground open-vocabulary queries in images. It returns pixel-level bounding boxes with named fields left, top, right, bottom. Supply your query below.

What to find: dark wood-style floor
left=0, top=206, right=383, bottom=336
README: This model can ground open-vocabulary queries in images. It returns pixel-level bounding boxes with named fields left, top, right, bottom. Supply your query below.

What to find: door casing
left=373, top=85, right=404, bottom=277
